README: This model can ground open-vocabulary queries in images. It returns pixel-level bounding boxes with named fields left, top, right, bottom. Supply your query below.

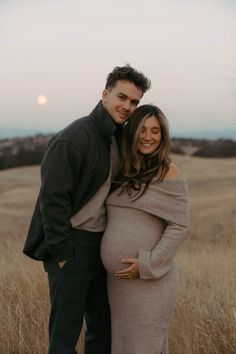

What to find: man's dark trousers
left=43, top=229, right=111, bottom=354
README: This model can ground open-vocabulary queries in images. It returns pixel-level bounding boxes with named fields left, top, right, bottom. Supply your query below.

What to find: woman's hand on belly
left=115, top=258, right=140, bottom=280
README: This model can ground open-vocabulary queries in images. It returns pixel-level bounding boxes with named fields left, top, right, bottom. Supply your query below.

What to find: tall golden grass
left=0, top=155, right=236, bottom=353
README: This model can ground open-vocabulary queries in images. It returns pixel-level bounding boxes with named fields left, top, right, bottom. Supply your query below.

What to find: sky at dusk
left=0, top=0, right=235, bottom=134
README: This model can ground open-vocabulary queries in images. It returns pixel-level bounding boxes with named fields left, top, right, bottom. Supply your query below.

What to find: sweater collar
left=90, top=101, right=117, bottom=140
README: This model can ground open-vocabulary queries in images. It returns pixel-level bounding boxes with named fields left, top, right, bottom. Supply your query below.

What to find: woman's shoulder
left=164, top=163, right=182, bottom=179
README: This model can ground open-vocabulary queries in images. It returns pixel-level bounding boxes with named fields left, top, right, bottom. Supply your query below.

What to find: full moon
left=37, top=95, right=47, bottom=105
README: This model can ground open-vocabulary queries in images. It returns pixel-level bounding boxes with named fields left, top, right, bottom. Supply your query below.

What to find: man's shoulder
left=59, top=115, right=91, bottom=138
left=53, top=114, right=95, bottom=147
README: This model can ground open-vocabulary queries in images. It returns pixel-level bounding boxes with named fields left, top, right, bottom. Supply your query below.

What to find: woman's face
left=137, top=115, right=161, bottom=155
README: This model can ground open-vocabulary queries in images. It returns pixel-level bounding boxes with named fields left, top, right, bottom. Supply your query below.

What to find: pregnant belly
left=101, top=206, right=165, bottom=275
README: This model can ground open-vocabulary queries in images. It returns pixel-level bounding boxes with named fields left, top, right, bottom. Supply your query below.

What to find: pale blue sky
left=0, top=0, right=235, bottom=132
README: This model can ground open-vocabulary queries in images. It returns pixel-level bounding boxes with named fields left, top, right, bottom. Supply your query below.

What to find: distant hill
left=1, top=134, right=236, bottom=170
left=1, top=127, right=236, bottom=140
left=172, top=129, right=236, bottom=140
left=0, top=127, right=54, bottom=139
left=0, top=134, right=52, bottom=170
left=171, top=138, right=236, bottom=158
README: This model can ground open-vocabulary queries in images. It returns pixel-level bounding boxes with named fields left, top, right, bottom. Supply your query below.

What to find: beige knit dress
left=101, top=178, right=189, bottom=354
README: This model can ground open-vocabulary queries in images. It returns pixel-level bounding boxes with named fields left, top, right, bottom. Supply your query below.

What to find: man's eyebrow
left=117, top=92, right=127, bottom=97
left=117, top=92, right=140, bottom=105
left=131, top=99, right=140, bottom=104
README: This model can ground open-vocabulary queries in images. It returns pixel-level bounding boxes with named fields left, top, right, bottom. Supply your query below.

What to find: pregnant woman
left=101, top=104, right=189, bottom=354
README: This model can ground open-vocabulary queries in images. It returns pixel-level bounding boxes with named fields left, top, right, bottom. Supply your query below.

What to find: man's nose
left=122, top=100, right=131, bottom=110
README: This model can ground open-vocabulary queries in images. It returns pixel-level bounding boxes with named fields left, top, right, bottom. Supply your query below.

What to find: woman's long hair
left=114, top=104, right=171, bottom=196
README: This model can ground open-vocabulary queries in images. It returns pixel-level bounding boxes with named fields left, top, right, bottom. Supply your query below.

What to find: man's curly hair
left=105, top=64, right=151, bottom=94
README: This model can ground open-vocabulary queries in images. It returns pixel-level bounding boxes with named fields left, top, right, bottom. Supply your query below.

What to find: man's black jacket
left=23, top=101, right=120, bottom=262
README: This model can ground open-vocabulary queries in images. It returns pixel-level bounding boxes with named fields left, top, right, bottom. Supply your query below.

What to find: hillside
left=173, top=154, right=236, bottom=241
left=1, top=135, right=236, bottom=170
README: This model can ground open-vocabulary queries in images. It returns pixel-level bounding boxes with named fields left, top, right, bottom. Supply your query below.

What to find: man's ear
left=102, top=89, right=108, bottom=103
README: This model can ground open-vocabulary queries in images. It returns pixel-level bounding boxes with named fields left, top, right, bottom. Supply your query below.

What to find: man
left=23, top=65, right=151, bottom=354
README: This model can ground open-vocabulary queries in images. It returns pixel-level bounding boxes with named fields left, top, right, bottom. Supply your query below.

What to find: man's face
left=102, top=80, right=143, bottom=125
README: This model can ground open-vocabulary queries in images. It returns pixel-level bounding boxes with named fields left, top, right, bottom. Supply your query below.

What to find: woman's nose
left=143, top=130, right=151, bottom=140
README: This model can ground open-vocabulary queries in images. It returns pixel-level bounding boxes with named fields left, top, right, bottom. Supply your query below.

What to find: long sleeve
left=138, top=220, right=188, bottom=280
left=39, top=140, right=82, bottom=262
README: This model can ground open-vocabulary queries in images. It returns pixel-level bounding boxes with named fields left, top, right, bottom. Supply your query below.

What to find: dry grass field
left=0, top=154, right=236, bottom=354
